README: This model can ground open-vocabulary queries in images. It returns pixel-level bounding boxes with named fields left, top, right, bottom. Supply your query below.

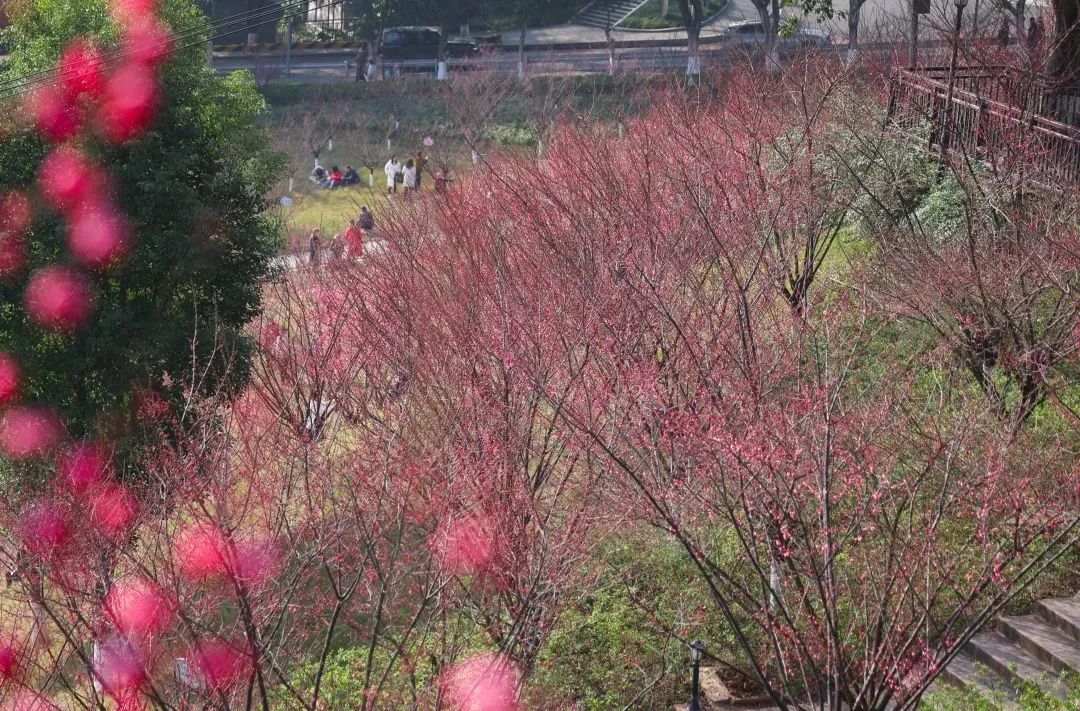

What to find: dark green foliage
left=620, top=0, right=726, bottom=29
left=0, top=0, right=282, bottom=444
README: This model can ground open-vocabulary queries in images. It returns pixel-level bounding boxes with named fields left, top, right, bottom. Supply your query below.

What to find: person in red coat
left=343, top=219, right=364, bottom=258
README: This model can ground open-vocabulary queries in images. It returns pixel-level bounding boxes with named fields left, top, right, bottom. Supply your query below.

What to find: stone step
left=938, top=651, right=1019, bottom=709
left=575, top=0, right=648, bottom=27
left=700, top=667, right=734, bottom=704
left=1038, top=597, right=1080, bottom=643
left=965, top=630, right=1069, bottom=699
left=999, top=615, right=1080, bottom=676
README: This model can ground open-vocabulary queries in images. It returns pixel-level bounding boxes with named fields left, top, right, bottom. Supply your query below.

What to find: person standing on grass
left=415, top=151, right=428, bottom=191
left=308, top=228, right=321, bottom=265
left=403, top=159, right=418, bottom=195
left=384, top=155, right=402, bottom=195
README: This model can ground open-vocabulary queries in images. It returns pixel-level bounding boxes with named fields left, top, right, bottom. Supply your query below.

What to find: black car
left=379, top=27, right=481, bottom=60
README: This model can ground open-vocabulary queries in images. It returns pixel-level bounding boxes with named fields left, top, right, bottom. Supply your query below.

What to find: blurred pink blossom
left=39, top=146, right=102, bottom=214
left=58, top=441, right=110, bottom=494
left=105, top=578, right=174, bottom=637
left=67, top=202, right=132, bottom=269
left=124, top=18, right=173, bottom=68
left=175, top=523, right=231, bottom=580
left=0, top=353, right=21, bottom=407
left=19, top=499, right=72, bottom=558
left=442, top=654, right=518, bottom=711
left=0, top=641, right=20, bottom=679
left=0, top=407, right=61, bottom=460
left=98, top=62, right=159, bottom=143
left=58, top=40, right=106, bottom=100
left=192, top=640, right=248, bottom=691
left=231, top=537, right=280, bottom=586
left=24, top=266, right=94, bottom=332
left=111, top=0, right=158, bottom=21
left=27, top=87, right=83, bottom=143
left=94, top=635, right=148, bottom=696
left=88, top=483, right=138, bottom=538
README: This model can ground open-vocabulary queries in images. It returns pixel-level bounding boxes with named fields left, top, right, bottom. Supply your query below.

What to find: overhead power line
left=0, top=0, right=347, bottom=101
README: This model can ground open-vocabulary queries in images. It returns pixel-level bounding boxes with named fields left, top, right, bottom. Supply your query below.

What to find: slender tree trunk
left=606, top=26, right=617, bottom=76
left=374, top=34, right=384, bottom=81
left=848, top=0, right=861, bottom=52
left=1049, top=0, right=1080, bottom=87
left=438, top=19, right=449, bottom=80
left=687, top=26, right=702, bottom=81
left=662, top=0, right=670, bottom=16
left=760, top=0, right=782, bottom=70
left=518, top=26, right=528, bottom=79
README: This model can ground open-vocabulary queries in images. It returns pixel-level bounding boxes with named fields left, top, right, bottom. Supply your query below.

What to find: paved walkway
left=502, top=20, right=729, bottom=47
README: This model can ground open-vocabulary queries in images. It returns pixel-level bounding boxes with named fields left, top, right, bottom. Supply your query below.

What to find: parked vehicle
left=379, top=27, right=481, bottom=60
left=723, top=20, right=832, bottom=50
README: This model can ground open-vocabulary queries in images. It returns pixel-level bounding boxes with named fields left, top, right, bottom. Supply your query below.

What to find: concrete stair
left=574, top=0, right=649, bottom=29
left=672, top=667, right=738, bottom=710
left=940, top=596, right=1080, bottom=706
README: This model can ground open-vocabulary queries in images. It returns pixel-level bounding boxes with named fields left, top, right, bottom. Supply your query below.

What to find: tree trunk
left=374, top=34, right=385, bottom=81
left=1049, top=0, right=1080, bottom=86
left=662, top=0, right=670, bottom=16
left=518, top=26, right=528, bottom=79
left=848, top=0, right=861, bottom=51
left=677, top=0, right=704, bottom=82
left=758, top=0, right=782, bottom=71
left=606, top=26, right=617, bottom=76
left=438, top=21, right=450, bottom=80
left=687, top=27, right=702, bottom=81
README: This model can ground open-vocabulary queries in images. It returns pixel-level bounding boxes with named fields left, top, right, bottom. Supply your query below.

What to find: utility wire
left=0, top=0, right=316, bottom=97
left=0, top=0, right=347, bottom=100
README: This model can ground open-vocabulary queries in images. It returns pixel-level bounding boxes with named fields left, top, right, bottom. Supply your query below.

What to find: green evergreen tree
left=0, top=0, right=283, bottom=446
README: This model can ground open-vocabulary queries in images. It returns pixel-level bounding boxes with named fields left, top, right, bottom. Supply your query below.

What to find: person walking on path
left=308, top=228, right=321, bottom=265
left=414, top=151, right=428, bottom=191
left=403, top=159, right=418, bottom=195
left=344, top=219, right=363, bottom=258
left=996, top=18, right=1010, bottom=47
left=1027, top=16, right=1042, bottom=56
left=384, top=156, right=402, bottom=195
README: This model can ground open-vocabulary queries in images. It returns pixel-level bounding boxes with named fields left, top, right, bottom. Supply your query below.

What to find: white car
left=724, top=20, right=833, bottom=50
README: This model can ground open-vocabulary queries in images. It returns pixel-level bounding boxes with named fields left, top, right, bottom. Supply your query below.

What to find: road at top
left=212, top=0, right=1055, bottom=80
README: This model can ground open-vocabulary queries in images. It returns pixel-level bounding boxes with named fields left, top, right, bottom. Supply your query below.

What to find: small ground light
left=689, top=639, right=705, bottom=711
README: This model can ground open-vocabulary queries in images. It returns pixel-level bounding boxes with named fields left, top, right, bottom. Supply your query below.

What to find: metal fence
left=887, top=66, right=1080, bottom=184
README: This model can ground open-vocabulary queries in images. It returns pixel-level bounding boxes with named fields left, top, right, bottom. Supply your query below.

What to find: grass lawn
left=619, top=0, right=727, bottom=29
left=260, top=75, right=663, bottom=240
left=275, top=177, right=442, bottom=244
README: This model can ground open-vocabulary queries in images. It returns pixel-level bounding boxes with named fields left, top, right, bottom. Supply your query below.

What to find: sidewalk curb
left=213, top=35, right=731, bottom=58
